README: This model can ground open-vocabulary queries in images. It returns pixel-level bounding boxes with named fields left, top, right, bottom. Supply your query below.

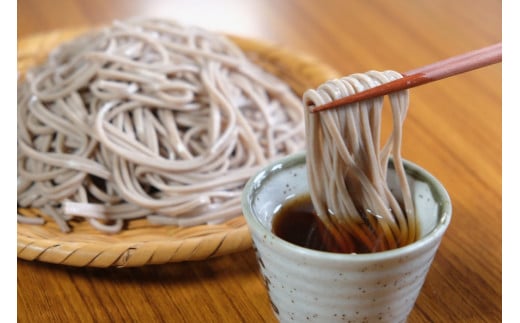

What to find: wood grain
left=17, top=0, right=501, bottom=322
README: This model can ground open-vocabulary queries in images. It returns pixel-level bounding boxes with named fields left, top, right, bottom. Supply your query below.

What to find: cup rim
left=241, top=151, right=452, bottom=262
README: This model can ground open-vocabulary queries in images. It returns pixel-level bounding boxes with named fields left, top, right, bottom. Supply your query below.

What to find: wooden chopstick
left=310, top=42, right=502, bottom=113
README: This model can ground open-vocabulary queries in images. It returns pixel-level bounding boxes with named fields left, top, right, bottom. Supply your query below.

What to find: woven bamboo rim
left=17, top=27, right=340, bottom=268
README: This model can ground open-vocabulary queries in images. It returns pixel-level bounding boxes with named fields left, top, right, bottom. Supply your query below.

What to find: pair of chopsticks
left=311, top=42, right=502, bottom=113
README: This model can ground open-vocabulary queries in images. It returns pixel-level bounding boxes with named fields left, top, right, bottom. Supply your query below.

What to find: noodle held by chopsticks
left=17, top=18, right=305, bottom=233
left=303, top=71, right=416, bottom=253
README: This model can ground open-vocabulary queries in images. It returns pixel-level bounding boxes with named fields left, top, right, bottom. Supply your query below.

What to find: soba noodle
left=17, top=18, right=305, bottom=232
left=303, top=71, right=415, bottom=253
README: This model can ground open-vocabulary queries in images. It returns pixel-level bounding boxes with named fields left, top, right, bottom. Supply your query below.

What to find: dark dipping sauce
left=272, top=194, right=392, bottom=254
left=271, top=194, right=346, bottom=253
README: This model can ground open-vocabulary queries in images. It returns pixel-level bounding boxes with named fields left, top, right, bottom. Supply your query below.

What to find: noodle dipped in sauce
left=272, top=71, right=417, bottom=254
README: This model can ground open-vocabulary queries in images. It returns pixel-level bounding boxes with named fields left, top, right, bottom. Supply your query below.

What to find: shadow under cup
left=241, top=152, right=451, bottom=323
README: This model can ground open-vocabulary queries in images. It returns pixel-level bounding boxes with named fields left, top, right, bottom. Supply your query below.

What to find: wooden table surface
left=17, top=0, right=502, bottom=322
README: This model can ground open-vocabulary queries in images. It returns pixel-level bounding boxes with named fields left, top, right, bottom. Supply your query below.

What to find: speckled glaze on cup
left=241, top=152, right=451, bottom=323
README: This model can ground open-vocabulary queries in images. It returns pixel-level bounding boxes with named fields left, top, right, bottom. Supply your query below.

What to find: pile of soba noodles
left=17, top=17, right=305, bottom=233
left=303, top=71, right=416, bottom=253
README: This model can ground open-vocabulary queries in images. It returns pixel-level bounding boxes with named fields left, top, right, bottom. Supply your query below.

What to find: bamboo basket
left=17, top=27, right=339, bottom=268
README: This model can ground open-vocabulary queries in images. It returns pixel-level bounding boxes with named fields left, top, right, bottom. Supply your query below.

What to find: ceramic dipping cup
left=241, top=152, right=451, bottom=323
